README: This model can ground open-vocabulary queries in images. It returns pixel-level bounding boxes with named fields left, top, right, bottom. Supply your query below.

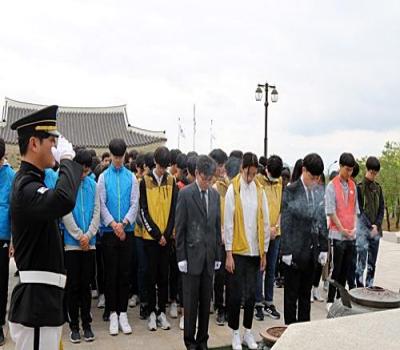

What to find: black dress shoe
left=0, top=327, right=5, bottom=346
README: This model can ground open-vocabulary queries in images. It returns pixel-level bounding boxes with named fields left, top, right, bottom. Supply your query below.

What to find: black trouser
left=65, top=250, right=95, bottom=330
left=347, top=245, right=357, bottom=289
left=227, top=255, right=259, bottom=330
left=169, top=242, right=179, bottom=302
left=0, top=240, right=10, bottom=326
left=313, top=263, right=322, bottom=287
left=214, top=246, right=228, bottom=311
left=95, top=239, right=105, bottom=295
left=144, top=240, right=170, bottom=314
left=284, top=259, right=315, bottom=325
left=182, top=265, right=213, bottom=349
left=328, top=239, right=355, bottom=302
left=102, top=233, right=133, bottom=313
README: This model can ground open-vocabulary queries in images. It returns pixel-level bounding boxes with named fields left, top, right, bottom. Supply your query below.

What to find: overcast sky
left=1, top=0, right=399, bottom=168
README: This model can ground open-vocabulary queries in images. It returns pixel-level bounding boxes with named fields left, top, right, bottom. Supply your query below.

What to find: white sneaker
left=169, top=302, right=178, bottom=318
left=157, top=312, right=171, bottom=330
left=109, top=312, right=119, bottom=336
left=148, top=312, right=157, bottom=331
left=232, top=330, right=242, bottom=350
left=313, top=287, right=324, bottom=302
left=326, top=302, right=333, bottom=312
left=129, top=295, right=139, bottom=308
left=97, top=294, right=105, bottom=309
left=179, top=315, right=184, bottom=330
left=243, top=329, right=258, bottom=350
left=119, top=312, right=132, bottom=334
left=91, top=289, right=99, bottom=299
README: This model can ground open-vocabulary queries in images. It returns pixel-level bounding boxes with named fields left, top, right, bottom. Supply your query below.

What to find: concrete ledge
left=272, top=308, right=400, bottom=349
left=382, top=231, right=400, bottom=244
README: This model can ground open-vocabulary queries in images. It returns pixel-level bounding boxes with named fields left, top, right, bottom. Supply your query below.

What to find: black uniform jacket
left=280, top=179, right=329, bottom=270
left=9, top=159, right=82, bottom=327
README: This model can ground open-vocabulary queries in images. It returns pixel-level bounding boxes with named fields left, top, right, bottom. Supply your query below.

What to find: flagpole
left=193, top=104, right=196, bottom=151
left=210, top=119, right=213, bottom=151
left=178, top=117, right=181, bottom=149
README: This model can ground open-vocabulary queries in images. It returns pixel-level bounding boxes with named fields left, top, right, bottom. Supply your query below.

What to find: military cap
left=10, top=105, right=60, bottom=137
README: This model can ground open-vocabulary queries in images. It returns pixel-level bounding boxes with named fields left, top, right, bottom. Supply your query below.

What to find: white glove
left=178, top=260, right=188, bottom=273
left=282, top=254, right=293, bottom=266
left=318, top=252, right=328, bottom=266
left=214, top=261, right=222, bottom=270
left=51, top=136, right=75, bottom=163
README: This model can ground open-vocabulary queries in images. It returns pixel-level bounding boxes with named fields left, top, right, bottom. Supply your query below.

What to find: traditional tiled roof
left=0, top=97, right=167, bottom=148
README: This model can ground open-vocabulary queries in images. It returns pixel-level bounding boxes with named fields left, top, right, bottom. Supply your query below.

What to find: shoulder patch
left=37, top=186, right=49, bottom=194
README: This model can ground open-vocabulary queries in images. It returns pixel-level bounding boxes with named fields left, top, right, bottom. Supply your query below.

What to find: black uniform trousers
left=144, top=239, right=170, bottom=314
left=182, top=261, right=213, bottom=348
left=227, top=255, right=259, bottom=330
left=328, top=239, right=355, bottom=302
left=102, top=233, right=133, bottom=313
left=284, top=258, right=315, bottom=325
left=169, top=241, right=180, bottom=302
left=214, top=245, right=228, bottom=311
left=0, top=240, right=10, bottom=326
left=95, top=238, right=105, bottom=295
left=65, top=250, right=95, bottom=330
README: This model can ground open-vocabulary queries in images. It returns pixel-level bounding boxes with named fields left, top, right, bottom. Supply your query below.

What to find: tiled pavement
left=2, top=233, right=399, bottom=349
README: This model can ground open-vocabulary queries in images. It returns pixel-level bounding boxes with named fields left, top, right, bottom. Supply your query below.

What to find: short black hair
left=145, top=152, right=155, bottom=169
left=17, top=131, right=51, bottom=156
left=267, top=155, right=283, bottom=179
left=187, top=156, right=198, bottom=177
left=109, top=138, right=127, bottom=157
left=176, top=153, right=188, bottom=170
left=88, top=149, right=97, bottom=158
left=136, top=153, right=145, bottom=170
left=291, top=159, right=303, bottom=182
left=170, top=149, right=182, bottom=165
left=242, top=152, right=258, bottom=169
left=74, top=148, right=93, bottom=168
left=0, top=138, right=5, bottom=159
left=196, top=155, right=216, bottom=178
left=225, top=156, right=241, bottom=179
left=281, top=167, right=291, bottom=180
left=329, top=170, right=339, bottom=181
left=259, top=156, right=268, bottom=168
left=339, top=152, right=356, bottom=168
left=91, top=156, right=100, bottom=172
left=303, top=153, right=324, bottom=176
left=209, top=149, right=228, bottom=166
left=366, top=156, right=380, bottom=172
left=352, top=162, right=360, bottom=178
left=187, top=151, right=198, bottom=158
left=101, top=152, right=110, bottom=161
left=154, top=146, right=171, bottom=168
left=230, top=150, right=243, bottom=159
left=125, top=149, right=138, bottom=164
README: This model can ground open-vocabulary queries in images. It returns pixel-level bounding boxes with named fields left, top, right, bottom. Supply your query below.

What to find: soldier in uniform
left=8, top=105, right=83, bottom=350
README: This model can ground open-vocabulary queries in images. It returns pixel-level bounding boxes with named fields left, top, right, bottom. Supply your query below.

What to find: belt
left=19, top=271, right=67, bottom=289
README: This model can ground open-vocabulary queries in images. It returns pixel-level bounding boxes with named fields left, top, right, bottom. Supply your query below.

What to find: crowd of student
left=0, top=135, right=385, bottom=349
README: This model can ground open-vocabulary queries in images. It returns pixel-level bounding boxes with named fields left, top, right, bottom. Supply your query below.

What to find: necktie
left=201, top=190, right=208, bottom=215
left=307, top=188, right=314, bottom=210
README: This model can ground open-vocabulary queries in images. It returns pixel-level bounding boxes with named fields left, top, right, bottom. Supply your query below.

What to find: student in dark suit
left=280, top=153, right=328, bottom=325
left=175, top=155, right=222, bottom=350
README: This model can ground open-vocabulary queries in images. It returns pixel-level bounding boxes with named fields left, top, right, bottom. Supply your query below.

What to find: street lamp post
left=255, top=82, right=278, bottom=157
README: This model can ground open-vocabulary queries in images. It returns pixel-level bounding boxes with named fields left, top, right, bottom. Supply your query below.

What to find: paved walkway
left=2, top=233, right=399, bottom=349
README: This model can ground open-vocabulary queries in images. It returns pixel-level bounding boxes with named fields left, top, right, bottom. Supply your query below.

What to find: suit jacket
left=175, top=182, right=221, bottom=276
left=280, top=179, right=328, bottom=270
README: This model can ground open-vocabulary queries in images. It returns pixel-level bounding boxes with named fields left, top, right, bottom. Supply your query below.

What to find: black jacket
left=175, top=182, right=221, bottom=276
left=139, top=172, right=178, bottom=242
left=280, top=179, right=328, bottom=270
left=9, top=159, right=82, bottom=327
